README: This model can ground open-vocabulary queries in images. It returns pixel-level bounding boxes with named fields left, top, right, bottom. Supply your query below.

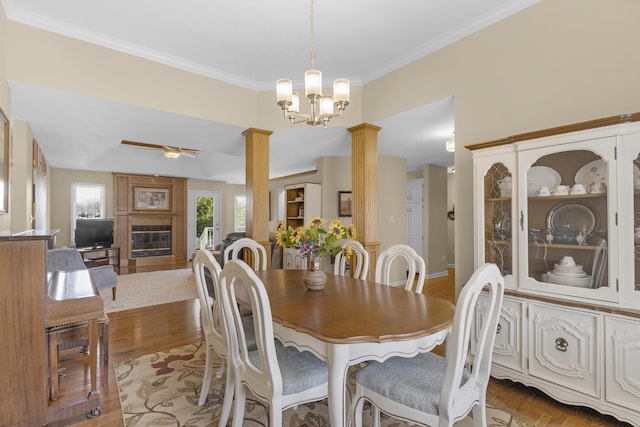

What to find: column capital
left=347, top=123, right=382, bottom=133
left=242, top=128, right=273, bottom=137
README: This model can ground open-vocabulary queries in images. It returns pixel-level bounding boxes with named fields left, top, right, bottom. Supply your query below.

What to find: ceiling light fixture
left=276, top=0, right=349, bottom=128
left=163, top=151, right=180, bottom=159
left=446, top=139, right=455, bottom=152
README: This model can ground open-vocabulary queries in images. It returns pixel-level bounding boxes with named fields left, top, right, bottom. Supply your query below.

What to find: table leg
left=327, top=344, right=349, bottom=427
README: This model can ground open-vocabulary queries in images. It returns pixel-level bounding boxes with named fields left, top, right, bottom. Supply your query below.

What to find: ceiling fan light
left=164, top=151, right=180, bottom=159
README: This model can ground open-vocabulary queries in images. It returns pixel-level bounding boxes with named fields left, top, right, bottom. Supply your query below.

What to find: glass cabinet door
left=519, top=138, right=618, bottom=302
left=476, top=152, right=517, bottom=288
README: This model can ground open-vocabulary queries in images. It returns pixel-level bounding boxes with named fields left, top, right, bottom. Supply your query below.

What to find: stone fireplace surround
left=113, top=173, right=187, bottom=268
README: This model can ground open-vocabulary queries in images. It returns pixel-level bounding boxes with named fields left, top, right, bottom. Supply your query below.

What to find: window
left=71, top=183, right=105, bottom=244
left=234, top=195, right=246, bottom=232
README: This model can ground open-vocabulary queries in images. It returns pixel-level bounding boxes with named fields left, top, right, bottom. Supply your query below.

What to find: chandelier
left=276, top=0, right=350, bottom=127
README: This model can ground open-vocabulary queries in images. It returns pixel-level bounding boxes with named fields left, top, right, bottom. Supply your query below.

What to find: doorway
left=187, top=190, right=221, bottom=261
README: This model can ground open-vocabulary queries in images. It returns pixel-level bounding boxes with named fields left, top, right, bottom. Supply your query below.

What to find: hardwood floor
left=50, top=266, right=631, bottom=426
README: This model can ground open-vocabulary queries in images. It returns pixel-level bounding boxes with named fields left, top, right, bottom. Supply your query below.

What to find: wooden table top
left=253, top=269, right=455, bottom=345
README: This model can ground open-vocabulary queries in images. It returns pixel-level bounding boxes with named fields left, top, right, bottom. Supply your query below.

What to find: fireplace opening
left=131, top=225, right=172, bottom=258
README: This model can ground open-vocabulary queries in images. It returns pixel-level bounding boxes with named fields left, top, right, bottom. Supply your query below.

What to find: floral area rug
left=115, top=342, right=532, bottom=426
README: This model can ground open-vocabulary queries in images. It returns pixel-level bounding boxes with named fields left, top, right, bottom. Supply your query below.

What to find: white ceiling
left=2, top=0, right=539, bottom=184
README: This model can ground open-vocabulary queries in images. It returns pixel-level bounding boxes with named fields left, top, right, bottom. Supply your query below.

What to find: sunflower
left=276, top=218, right=357, bottom=258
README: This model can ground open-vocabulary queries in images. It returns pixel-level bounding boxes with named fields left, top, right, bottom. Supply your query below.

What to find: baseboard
left=426, top=270, right=449, bottom=279
left=447, top=263, right=456, bottom=269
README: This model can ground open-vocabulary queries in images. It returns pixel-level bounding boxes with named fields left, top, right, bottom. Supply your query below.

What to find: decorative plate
left=546, top=201, right=599, bottom=238
left=527, top=166, right=561, bottom=196
left=575, top=159, right=608, bottom=186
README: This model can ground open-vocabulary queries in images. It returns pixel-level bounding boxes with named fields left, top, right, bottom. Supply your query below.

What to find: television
left=74, top=218, right=114, bottom=249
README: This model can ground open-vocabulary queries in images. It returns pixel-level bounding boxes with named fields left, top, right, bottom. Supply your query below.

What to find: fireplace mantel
left=113, top=173, right=187, bottom=268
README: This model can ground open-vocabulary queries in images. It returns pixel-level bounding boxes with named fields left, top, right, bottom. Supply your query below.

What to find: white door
left=187, top=190, right=221, bottom=260
left=407, top=179, right=423, bottom=257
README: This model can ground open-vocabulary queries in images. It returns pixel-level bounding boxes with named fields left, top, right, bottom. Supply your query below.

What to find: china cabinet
left=282, top=183, right=321, bottom=270
left=469, top=113, right=640, bottom=426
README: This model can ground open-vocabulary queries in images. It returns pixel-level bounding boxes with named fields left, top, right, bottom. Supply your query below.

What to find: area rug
left=114, top=342, right=533, bottom=426
left=103, top=269, right=197, bottom=312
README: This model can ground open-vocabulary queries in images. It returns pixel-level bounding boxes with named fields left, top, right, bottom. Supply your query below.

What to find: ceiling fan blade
left=180, top=151, right=197, bottom=158
left=121, top=140, right=164, bottom=150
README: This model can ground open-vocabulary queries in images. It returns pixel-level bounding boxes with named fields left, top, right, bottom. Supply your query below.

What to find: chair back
left=219, top=260, right=282, bottom=401
left=375, top=244, right=426, bottom=292
left=334, top=240, right=370, bottom=280
left=47, top=248, right=86, bottom=273
left=192, top=250, right=226, bottom=356
left=223, top=237, right=268, bottom=271
left=439, top=263, right=504, bottom=423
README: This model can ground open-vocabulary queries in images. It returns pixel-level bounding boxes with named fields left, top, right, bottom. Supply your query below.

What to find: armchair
left=47, top=248, right=118, bottom=300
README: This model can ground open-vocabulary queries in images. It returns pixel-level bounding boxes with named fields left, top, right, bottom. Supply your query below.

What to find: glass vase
left=303, top=254, right=327, bottom=290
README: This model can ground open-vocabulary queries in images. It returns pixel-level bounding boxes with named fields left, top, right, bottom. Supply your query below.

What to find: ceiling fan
left=121, top=140, right=199, bottom=159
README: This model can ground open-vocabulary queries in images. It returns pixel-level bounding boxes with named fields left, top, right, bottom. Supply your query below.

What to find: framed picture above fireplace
left=134, top=187, right=170, bottom=210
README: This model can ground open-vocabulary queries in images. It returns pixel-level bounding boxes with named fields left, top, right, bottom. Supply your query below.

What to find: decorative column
left=348, top=123, right=381, bottom=281
left=242, top=128, right=273, bottom=269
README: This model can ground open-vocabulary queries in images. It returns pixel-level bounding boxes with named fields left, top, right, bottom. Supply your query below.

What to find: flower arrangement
left=276, top=217, right=357, bottom=259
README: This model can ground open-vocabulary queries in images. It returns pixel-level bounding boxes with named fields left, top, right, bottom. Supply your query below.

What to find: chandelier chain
left=310, top=0, right=315, bottom=69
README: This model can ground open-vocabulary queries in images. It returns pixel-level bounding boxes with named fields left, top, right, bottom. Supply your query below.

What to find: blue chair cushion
left=248, top=341, right=328, bottom=395
left=356, top=352, right=471, bottom=415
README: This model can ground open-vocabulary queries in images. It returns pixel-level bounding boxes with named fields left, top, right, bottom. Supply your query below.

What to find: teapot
left=498, top=176, right=512, bottom=197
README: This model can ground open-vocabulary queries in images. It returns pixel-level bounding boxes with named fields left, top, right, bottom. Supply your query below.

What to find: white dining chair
left=192, top=249, right=233, bottom=419
left=375, top=243, right=426, bottom=292
left=334, top=240, right=370, bottom=280
left=223, top=237, right=268, bottom=271
left=193, top=250, right=257, bottom=425
left=351, top=263, right=505, bottom=427
left=219, top=260, right=329, bottom=427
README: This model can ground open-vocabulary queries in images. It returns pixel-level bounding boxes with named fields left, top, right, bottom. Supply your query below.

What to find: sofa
left=47, top=248, right=118, bottom=300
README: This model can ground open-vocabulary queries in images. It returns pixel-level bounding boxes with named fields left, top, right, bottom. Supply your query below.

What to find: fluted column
left=348, top=123, right=381, bottom=281
left=242, top=128, right=272, bottom=269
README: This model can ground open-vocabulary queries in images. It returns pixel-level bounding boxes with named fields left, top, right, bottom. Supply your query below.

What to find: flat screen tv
left=75, top=218, right=114, bottom=249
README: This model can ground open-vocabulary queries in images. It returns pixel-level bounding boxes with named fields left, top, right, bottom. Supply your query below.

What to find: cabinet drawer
left=529, top=303, right=600, bottom=397
left=474, top=295, right=524, bottom=372
left=605, top=316, right=640, bottom=408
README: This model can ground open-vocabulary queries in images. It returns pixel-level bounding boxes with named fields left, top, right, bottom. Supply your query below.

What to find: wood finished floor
left=50, top=266, right=632, bottom=426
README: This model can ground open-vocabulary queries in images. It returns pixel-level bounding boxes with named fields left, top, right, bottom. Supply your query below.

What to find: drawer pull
left=496, top=323, right=502, bottom=335
left=555, top=337, right=568, bottom=352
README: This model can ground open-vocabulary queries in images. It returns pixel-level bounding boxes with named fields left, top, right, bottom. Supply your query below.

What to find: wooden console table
left=78, top=246, right=120, bottom=274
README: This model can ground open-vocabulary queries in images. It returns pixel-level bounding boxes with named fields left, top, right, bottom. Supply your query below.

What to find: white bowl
left=559, top=256, right=576, bottom=267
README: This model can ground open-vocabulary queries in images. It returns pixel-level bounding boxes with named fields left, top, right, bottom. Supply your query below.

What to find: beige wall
left=10, top=120, right=37, bottom=231
left=50, top=168, right=114, bottom=248
left=3, top=0, right=640, bottom=290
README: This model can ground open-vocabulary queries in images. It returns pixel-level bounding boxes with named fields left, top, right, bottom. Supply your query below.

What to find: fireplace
left=131, top=225, right=172, bottom=258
